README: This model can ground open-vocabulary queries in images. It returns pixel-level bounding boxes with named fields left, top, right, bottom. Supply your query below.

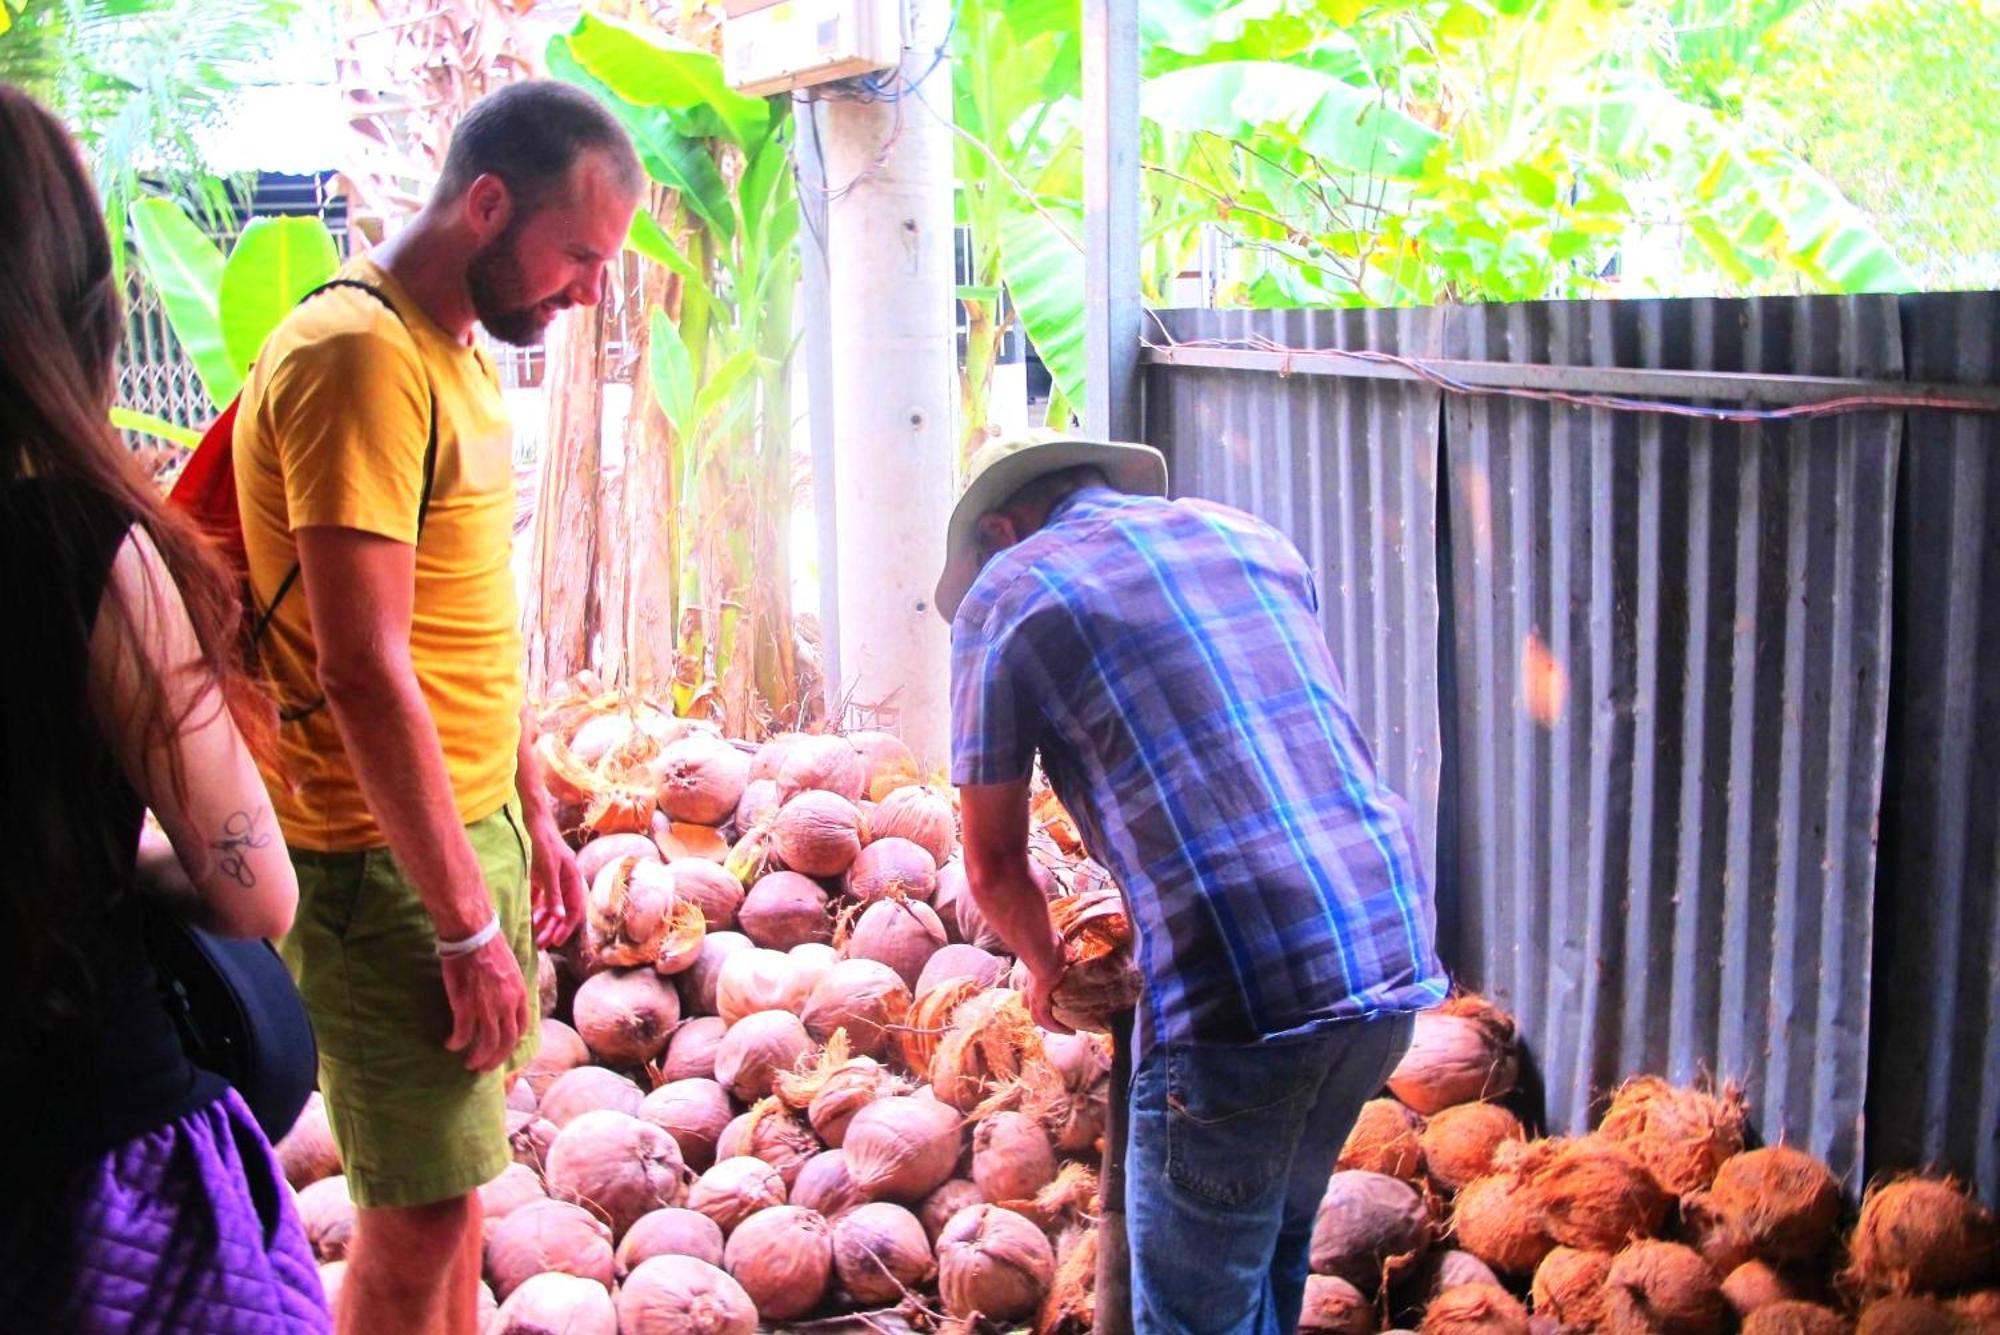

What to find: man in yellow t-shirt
left=234, top=81, right=640, bottom=1335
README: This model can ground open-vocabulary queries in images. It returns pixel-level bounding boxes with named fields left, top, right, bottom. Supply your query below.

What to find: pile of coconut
left=276, top=688, right=1136, bottom=1335
left=1301, top=1000, right=2000, bottom=1335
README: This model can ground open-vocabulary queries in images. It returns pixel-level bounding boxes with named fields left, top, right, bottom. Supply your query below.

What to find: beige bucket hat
left=933, top=428, right=1168, bottom=623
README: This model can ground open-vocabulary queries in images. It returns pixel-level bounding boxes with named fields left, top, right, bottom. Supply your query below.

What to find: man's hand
left=1023, top=958, right=1074, bottom=1036
left=442, top=932, right=531, bottom=1073
left=527, top=809, right=587, bottom=948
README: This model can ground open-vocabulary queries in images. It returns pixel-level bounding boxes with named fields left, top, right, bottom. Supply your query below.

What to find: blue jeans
left=1125, top=1014, right=1415, bottom=1335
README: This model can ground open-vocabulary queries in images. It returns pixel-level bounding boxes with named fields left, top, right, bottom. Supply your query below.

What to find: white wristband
left=436, top=915, right=500, bottom=958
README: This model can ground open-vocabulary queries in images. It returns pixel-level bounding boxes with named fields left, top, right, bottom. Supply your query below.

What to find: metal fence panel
left=1145, top=307, right=1447, bottom=872
left=1869, top=291, right=2000, bottom=1203
left=1440, top=295, right=1900, bottom=1186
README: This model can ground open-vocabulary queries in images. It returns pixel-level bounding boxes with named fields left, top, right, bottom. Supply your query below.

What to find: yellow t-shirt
left=234, top=257, right=523, bottom=851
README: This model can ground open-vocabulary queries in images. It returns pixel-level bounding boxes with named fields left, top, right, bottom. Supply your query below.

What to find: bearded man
left=233, top=81, right=642, bottom=1334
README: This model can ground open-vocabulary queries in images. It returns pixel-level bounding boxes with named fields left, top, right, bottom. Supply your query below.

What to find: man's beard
left=466, top=221, right=563, bottom=347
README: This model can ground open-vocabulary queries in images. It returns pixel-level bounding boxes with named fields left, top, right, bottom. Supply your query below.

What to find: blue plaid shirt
left=950, top=486, right=1445, bottom=1054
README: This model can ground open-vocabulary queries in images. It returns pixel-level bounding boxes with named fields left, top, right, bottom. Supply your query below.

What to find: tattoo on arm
left=212, top=808, right=274, bottom=889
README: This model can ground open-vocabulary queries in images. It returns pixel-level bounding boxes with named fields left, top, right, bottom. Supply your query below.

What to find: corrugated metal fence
left=1142, top=294, right=2000, bottom=1200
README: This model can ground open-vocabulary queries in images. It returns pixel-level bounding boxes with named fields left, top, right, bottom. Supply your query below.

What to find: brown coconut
left=1301, top=1274, right=1376, bottom=1335
left=1389, top=1003, right=1520, bottom=1116
left=844, top=1095, right=966, bottom=1204
left=508, top=1075, right=539, bottom=1115
left=1603, top=1240, right=1729, bottom=1335
left=713, top=1009, right=814, bottom=1102
left=666, top=859, right=745, bottom=933
left=788, top=941, right=838, bottom=998
left=849, top=837, right=939, bottom=905
left=1037, top=1031, right=1114, bottom=1155
left=1856, top=1298, right=1967, bottom=1335
left=1845, top=1177, right=1999, bottom=1298
left=577, top=832, right=662, bottom=888
left=616, top=1207, right=727, bottom=1277
left=1420, top=1283, right=1532, bottom=1335
left=545, top=1110, right=691, bottom=1239
left=588, top=857, right=679, bottom=969
left=573, top=967, right=682, bottom=1066
left=833, top=1201, right=937, bottom=1306
left=802, top=958, right=913, bottom=1059
left=486, top=1199, right=615, bottom=1300
left=1532, top=1247, right=1612, bottom=1331
left=738, top=872, right=834, bottom=951
left=937, top=1204, right=1056, bottom=1321
left=297, top=1174, right=356, bottom=1262
left=657, top=735, right=751, bottom=827
left=972, top=1111, right=1059, bottom=1205
left=480, top=1162, right=550, bottom=1233
left=1702, top=1146, right=1844, bottom=1264
left=872, top=785, right=956, bottom=864
left=277, top=1091, right=341, bottom=1190
left=847, top=731, right=918, bottom=798
left=1723, top=1261, right=1821, bottom=1318
left=638, top=1079, right=734, bottom=1174
left=936, top=861, right=1006, bottom=953
left=750, top=733, right=805, bottom=783
left=716, top=946, right=811, bottom=1024
left=540, top=1065, right=645, bottom=1128
left=916, top=944, right=1008, bottom=999
left=1742, top=1302, right=1852, bottom=1335
left=844, top=899, right=950, bottom=993
left=1422, top=1103, right=1526, bottom=1194
left=793, top=1149, right=869, bottom=1222
left=715, top=1100, right=820, bottom=1189
left=488, top=1271, right=616, bottom=1335
left=1524, top=1139, right=1671, bottom=1253
left=929, top=987, right=1043, bottom=1112
left=724, top=1205, right=833, bottom=1321
left=919, top=1180, right=987, bottom=1245
left=660, top=1016, right=729, bottom=1083
left=735, top=780, right=781, bottom=835
left=777, top=734, right=867, bottom=803
left=1340, top=1099, right=1427, bottom=1182
left=680, top=932, right=753, bottom=1018
left=770, top=790, right=865, bottom=878
left=1453, top=1168, right=1556, bottom=1278
left=806, top=1057, right=906, bottom=1148
left=1311, top=1171, right=1433, bottom=1294
left=508, top=1110, right=560, bottom=1173
left=686, top=1157, right=788, bottom=1236
left=1952, top=1291, right=2000, bottom=1326
left=524, top=1017, right=592, bottom=1097
left=616, top=1254, right=758, bottom=1335
left=1596, top=1078, right=1747, bottom=1198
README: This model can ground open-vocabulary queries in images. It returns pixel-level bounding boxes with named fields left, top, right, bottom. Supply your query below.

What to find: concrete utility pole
left=821, top=0, right=957, bottom=769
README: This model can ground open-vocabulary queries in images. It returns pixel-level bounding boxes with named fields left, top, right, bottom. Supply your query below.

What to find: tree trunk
left=619, top=189, right=683, bottom=694
left=524, top=302, right=607, bottom=696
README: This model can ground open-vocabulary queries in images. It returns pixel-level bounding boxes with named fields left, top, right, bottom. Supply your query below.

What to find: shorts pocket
left=1162, top=1042, right=1318, bottom=1209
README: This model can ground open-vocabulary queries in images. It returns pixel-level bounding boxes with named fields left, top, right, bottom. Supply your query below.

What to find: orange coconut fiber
left=1339, top=1098, right=1427, bottom=1182
left=1522, top=1138, right=1672, bottom=1254
left=931, top=989, right=1047, bottom=1113
left=896, top=977, right=984, bottom=1076
left=1596, top=1077, right=1747, bottom=1198
left=1036, top=1226, right=1098, bottom=1335
left=1047, top=889, right=1142, bottom=1034
left=1842, top=1176, right=2000, bottom=1298
left=993, top=1161, right=1101, bottom=1237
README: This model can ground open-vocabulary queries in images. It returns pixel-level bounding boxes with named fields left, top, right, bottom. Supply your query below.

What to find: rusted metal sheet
left=1143, top=306, right=1448, bottom=872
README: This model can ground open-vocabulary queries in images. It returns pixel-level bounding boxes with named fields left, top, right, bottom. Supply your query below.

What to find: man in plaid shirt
left=940, top=431, right=1446, bottom=1335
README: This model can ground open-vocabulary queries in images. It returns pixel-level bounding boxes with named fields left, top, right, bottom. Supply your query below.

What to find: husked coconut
left=537, top=950, right=558, bottom=1018
left=638, top=1078, right=734, bottom=1173
left=772, top=790, right=865, bottom=878
left=1856, top=1297, right=1968, bottom=1335
left=833, top=1201, right=937, bottom=1306
left=508, top=1075, right=539, bottom=1114
left=1421, top=1103, right=1525, bottom=1194
left=479, top=1162, right=550, bottom=1233
left=737, top=871, right=834, bottom=951
left=1741, top=1301, right=1851, bottom=1335
left=789, top=942, right=838, bottom=999
left=660, top=1016, right=728, bottom=1083
left=1596, top=1077, right=1747, bottom=1198
left=870, top=785, right=956, bottom=865
left=972, top=1111, right=1058, bottom=1204
left=1603, top=1240, right=1729, bottom=1335
left=777, top=735, right=867, bottom=804
left=1722, top=1260, right=1820, bottom=1318
left=1299, top=1274, right=1374, bottom=1335
left=572, top=966, right=681, bottom=1066
left=1699, top=1147, right=1843, bottom=1264
left=929, top=987, right=1041, bottom=1111
left=576, top=832, right=661, bottom=888
left=735, top=779, right=781, bottom=833
left=792, top=1149, right=869, bottom=1222
left=713, top=1009, right=814, bottom=1102
left=1523, top=1138, right=1671, bottom=1253
left=802, top=958, right=912, bottom=1059
left=848, top=837, right=939, bottom=904
left=486, top=1199, right=615, bottom=1300
left=616, top=1255, right=758, bottom=1335
left=687, top=1157, right=788, bottom=1236
left=919, top=1179, right=987, bottom=1245
left=843, top=1096, right=965, bottom=1203
left=524, top=1018, right=592, bottom=1097
left=725, top=1205, right=833, bottom=1320
left=750, top=733, right=805, bottom=783
left=1309, top=1171, right=1432, bottom=1294
left=297, top=1174, right=355, bottom=1262
left=849, top=731, right=921, bottom=799
left=806, top=1057, right=905, bottom=1148
left=656, top=734, right=751, bottom=826
left=1339, top=1099, right=1427, bottom=1182
left=715, top=1099, right=820, bottom=1189
left=1453, top=1161, right=1556, bottom=1278
left=846, top=899, right=949, bottom=992
left=716, top=946, right=811, bottom=1023
left=545, top=1110, right=691, bottom=1239
left=681, top=932, right=753, bottom=1017
left=615, top=1207, right=726, bottom=1277
left=1531, top=1247, right=1612, bottom=1331
left=277, top=1092, right=341, bottom=1190
left=1388, top=1000, right=1519, bottom=1115
left=1420, top=1283, right=1531, bottom=1335
left=666, top=859, right=745, bottom=933
left=488, top=1272, right=616, bottom=1335
left=587, top=857, right=678, bottom=968
left=1844, top=1176, right=1999, bottom=1298
left=937, top=1205, right=1056, bottom=1322
left=507, top=1110, right=559, bottom=1172
left=540, top=1065, right=644, bottom=1128
left=916, top=944, right=1008, bottom=998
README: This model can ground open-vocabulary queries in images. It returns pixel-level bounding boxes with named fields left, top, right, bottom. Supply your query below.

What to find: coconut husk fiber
left=1523, top=1138, right=1672, bottom=1254
left=1603, top=1240, right=1729, bottom=1335
left=1531, top=1247, right=1612, bottom=1331
left=1423, top=1103, right=1526, bottom=1195
left=1451, top=1142, right=1562, bottom=1278
left=1419, top=1283, right=1532, bottom=1335
left=1696, top=1146, right=1843, bottom=1264
left=1046, top=888, right=1142, bottom=1034
left=1297, top=1274, right=1374, bottom=1335
left=1341, top=1100, right=1428, bottom=1183
left=1035, top=1226, right=1097, bottom=1335
left=929, top=989, right=1045, bottom=1113
left=1842, top=1177, right=2000, bottom=1298
left=1722, top=1260, right=1824, bottom=1319
left=896, top=978, right=982, bottom=1077
left=1741, top=1303, right=1853, bottom=1335
left=1596, top=1077, right=1747, bottom=1198
left=1855, top=1297, right=1971, bottom=1335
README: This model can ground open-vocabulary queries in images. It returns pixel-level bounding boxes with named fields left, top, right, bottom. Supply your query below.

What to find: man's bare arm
left=959, top=779, right=1070, bottom=1032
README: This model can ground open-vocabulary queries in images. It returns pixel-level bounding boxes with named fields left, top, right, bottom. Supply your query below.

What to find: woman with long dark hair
left=0, top=85, right=329, bottom=1331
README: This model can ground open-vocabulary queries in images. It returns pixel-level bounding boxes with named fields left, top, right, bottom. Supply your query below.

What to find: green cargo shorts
left=280, top=799, right=541, bottom=1209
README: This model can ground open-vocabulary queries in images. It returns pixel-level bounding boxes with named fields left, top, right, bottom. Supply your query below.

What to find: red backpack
left=169, top=278, right=437, bottom=661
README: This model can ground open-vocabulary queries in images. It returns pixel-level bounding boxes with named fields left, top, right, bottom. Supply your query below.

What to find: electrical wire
left=1143, top=330, right=2000, bottom=423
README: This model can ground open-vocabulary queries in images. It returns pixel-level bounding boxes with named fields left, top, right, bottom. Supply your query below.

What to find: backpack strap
left=254, top=279, right=441, bottom=724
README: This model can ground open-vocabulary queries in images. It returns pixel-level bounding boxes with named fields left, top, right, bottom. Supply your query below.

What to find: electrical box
left=721, top=0, right=904, bottom=98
